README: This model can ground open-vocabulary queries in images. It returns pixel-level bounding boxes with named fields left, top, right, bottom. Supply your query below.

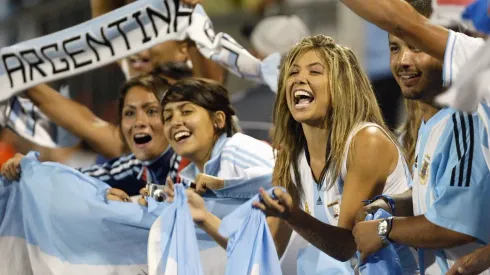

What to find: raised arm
left=27, top=84, right=125, bottom=158
left=340, top=0, right=449, bottom=61
left=90, top=0, right=129, bottom=18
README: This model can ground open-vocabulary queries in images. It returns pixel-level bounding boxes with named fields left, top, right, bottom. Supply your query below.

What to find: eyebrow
left=124, top=101, right=160, bottom=109
left=163, top=102, right=190, bottom=112
left=291, top=62, right=325, bottom=68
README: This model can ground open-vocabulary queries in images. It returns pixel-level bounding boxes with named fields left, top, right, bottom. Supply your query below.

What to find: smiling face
left=120, top=86, right=168, bottom=161
left=389, top=34, right=443, bottom=101
left=285, top=50, right=330, bottom=127
left=162, top=101, right=224, bottom=164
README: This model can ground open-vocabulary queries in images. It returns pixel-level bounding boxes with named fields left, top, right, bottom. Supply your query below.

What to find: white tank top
left=280, top=122, right=412, bottom=275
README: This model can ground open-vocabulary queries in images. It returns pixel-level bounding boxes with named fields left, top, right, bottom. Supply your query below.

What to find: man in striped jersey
left=345, top=0, right=490, bottom=274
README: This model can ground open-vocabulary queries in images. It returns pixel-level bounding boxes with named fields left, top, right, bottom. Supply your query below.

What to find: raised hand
left=253, top=188, right=294, bottom=221
left=194, top=173, right=225, bottom=195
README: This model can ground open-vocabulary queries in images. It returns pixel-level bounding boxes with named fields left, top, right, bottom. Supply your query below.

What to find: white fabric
left=436, top=30, right=488, bottom=112
left=250, top=15, right=310, bottom=57
left=430, top=0, right=476, bottom=28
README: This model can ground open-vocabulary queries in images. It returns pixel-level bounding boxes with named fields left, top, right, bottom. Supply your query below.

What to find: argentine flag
left=0, top=152, right=162, bottom=275
left=358, top=209, right=418, bottom=275
left=147, top=185, right=203, bottom=275
left=218, top=188, right=283, bottom=275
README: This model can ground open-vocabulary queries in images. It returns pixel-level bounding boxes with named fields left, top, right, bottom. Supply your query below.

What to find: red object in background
left=0, top=142, right=16, bottom=167
left=437, top=0, right=474, bottom=5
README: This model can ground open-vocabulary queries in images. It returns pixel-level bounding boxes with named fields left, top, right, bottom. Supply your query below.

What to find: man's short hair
left=406, top=0, right=433, bottom=18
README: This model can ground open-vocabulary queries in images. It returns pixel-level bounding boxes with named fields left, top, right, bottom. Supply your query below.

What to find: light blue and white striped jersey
left=280, top=122, right=416, bottom=275
left=411, top=29, right=490, bottom=275
left=150, top=133, right=275, bottom=275
left=412, top=107, right=490, bottom=274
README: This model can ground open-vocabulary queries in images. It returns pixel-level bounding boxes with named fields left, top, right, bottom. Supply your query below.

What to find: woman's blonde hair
left=272, top=35, right=393, bottom=203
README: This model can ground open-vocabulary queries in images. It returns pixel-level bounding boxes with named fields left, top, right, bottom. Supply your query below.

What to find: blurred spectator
left=233, top=15, right=310, bottom=141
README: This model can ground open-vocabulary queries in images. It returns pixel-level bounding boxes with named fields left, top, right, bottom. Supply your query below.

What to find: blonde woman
left=254, top=35, right=416, bottom=274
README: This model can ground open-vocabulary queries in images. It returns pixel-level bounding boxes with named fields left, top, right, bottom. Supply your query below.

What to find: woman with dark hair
left=1, top=71, right=181, bottom=200
left=156, top=77, right=275, bottom=274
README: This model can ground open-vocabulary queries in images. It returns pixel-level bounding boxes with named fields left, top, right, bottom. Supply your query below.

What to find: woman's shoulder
left=347, top=125, right=399, bottom=173
left=221, top=133, right=275, bottom=168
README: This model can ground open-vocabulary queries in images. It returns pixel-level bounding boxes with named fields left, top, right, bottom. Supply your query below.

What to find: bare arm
left=27, top=84, right=125, bottom=158
left=90, top=0, right=129, bottom=18
left=390, top=215, right=475, bottom=248
left=340, top=0, right=449, bottom=61
left=390, top=189, right=413, bottom=216
left=281, top=127, right=400, bottom=261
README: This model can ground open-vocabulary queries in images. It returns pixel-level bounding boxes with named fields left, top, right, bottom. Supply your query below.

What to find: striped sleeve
left=443, top=30, right=485, bottom=87
left=214, top=135, right=274, bottom=198
left=78, top=154, right=144, bottom=196
left=424, top=112, right=490, bottom=244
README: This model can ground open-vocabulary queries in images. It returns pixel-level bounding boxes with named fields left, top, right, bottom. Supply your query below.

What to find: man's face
left=389, top=34, right=443, bottom=101
left=127, top=41, right=189, bottom=78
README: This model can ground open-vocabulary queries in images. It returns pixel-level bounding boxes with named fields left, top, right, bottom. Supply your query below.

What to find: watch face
left=378, top=220, right=388, bottom=235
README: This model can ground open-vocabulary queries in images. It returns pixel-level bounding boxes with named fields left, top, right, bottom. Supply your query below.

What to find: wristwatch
left=378, top=216, right=394, bottom=246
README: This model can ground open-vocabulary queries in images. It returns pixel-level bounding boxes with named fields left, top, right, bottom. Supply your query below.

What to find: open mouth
left=133, top=133, right=152, bottom=146
left=399, top=72, right=422, bottom=85
left=294, top=90, right=315, bottom=108
left=174, top=130, right=191, bottom=143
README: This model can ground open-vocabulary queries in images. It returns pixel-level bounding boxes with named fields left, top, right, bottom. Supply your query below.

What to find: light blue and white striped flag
left=0, top=96, right=57, bottom=148
left=358, top=209, right=418, bottom=275
left=0, top=151, right=162, bottom=275
left=218, top=187, right=283, bottom=275
left=147, top=185, right=203, bottom=275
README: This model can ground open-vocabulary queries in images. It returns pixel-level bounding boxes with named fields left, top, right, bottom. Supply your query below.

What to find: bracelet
left=363, top=194, right=396, bottom=216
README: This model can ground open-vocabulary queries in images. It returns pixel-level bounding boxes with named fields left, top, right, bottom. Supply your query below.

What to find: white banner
left=0, top=0, right=192, bottom=102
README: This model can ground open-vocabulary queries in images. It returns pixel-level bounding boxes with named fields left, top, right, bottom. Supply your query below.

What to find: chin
left=401, top=89, right=424, bottom=100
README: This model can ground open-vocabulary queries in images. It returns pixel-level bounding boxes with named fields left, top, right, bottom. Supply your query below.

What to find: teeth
left=135, top=134, right=148, bottom=138
left=174, top=131, right=191, bottom=141
left=294, top=90, right=313, bottom=98
left=400, top=74, right=420, bottom=79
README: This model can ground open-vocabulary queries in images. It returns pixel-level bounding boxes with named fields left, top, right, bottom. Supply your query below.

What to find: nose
left=293, top=70, right=308, bottom=85
left=137, top=50, right=151, bottom=60
left=169, top=112, right=184, bottom=128
left=397, top=48, right=413, bottom=70
left=134, top=110, right=149, bottom=128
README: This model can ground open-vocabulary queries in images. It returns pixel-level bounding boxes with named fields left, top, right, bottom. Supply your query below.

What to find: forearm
left=389, top=215, right=475, bottom=249
left=90, top=0, right=127, bottom=18
left=286, top=207, right=356, bottom=262
left=391, top=189, right=413, bottom=216
left=198, top=212, right=228, bottom=249
left=27, top=85, right=124, bottom=158
left=340, top=0, right=448, bottom=61
left=188, top=42, right=226, bottom=84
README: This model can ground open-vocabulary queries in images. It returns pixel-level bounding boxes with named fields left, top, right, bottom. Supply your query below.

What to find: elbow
left=330, top=239, right=358, bottom=262
left=334, top=249, right=357, bottom=262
